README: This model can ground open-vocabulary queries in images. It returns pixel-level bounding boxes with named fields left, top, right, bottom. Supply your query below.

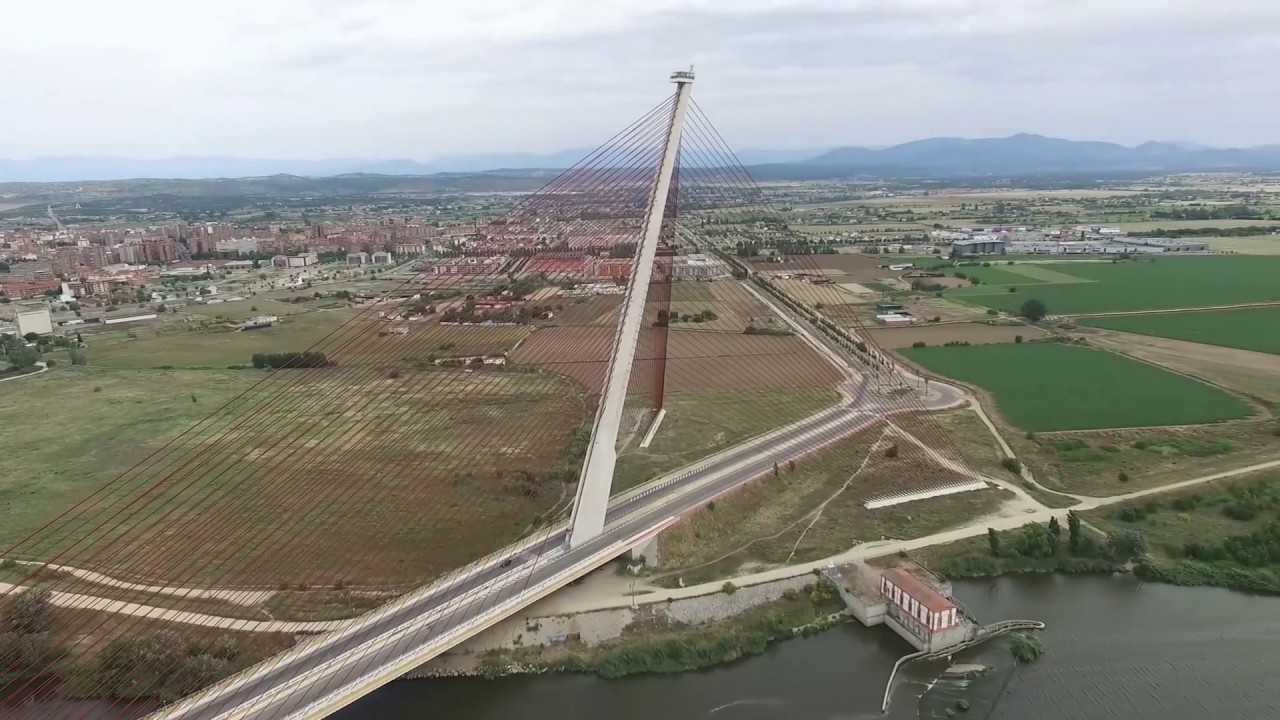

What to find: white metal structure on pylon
left=566, top=69, right=695, bottom=549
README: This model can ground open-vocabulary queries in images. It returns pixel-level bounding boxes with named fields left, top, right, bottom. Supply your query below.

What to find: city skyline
left=5, top=0, right=1280, bottom=159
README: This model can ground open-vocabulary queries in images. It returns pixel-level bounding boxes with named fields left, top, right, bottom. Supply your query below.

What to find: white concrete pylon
left=567, top=70, right=695, bottom=549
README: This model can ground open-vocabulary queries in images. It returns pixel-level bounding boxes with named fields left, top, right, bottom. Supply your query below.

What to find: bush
left=1118, top=470, right=1130, bottom=483
left=722, top=581, right=738, bottom=595
left=1014, top=334, right=1024, bottom=343
left=884, top=443, right=899, bottom=458
left=1001, top=457, right=1022, bottom=474
left=1008, top=287, right=1018, bottom=293
left=911, top=341, right=927, bottom=348
left=986, top=308, right=998, bottom=315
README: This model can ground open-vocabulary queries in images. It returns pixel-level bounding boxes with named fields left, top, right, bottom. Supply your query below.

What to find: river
left=337, top=574, right=1280, bottom=720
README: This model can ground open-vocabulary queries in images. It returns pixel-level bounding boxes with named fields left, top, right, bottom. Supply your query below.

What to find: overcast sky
left=5, top=0, right=1280, bottom=159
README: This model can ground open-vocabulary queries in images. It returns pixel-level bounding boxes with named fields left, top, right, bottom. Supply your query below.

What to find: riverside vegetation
left=932, top=475, right=1280, bottom=596
left=476, top=580, right=847, bottom=679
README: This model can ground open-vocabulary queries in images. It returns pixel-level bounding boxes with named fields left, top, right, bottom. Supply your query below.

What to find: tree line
left=250, top=351, right=331, bottom=369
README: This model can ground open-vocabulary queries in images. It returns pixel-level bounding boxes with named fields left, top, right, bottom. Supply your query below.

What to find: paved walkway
left=3, top=559, right=276, bottom=606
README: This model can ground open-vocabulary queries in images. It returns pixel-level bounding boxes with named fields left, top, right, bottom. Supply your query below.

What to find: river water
left=337, top=574, right=1280, bottom=720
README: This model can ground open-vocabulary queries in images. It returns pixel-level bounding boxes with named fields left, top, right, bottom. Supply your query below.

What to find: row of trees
left=981, top=511, right=1148, bottom=565
left=250, top=351, right=331, bottom=369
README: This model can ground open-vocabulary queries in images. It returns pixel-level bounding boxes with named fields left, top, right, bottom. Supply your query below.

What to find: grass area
left=0, top=365, right=589, bottom=587
left=482, top=586, right=847, bottom=679
left=1013, top=421, right=1280, bottom=496
left=1086, top=471, right=1280, bottom=556
left=915, top=471, right=1280, bottom=596
left=960, top=256, right=1280, bottom=314
left=1088, top=471, right=1280, bottom=595
left=863, top=282, right=897, bottom=293
left=654, top=428, right=1011, bottom=586
left=613, top=388, right=840, bottom=494
left=0, top=367, right=263, bottom=545
left=670, top=282, right=717, bottom=303
left=901, top=342, right=1255, bottom=431
left=85, top=312, right=357, bottom=368
left=1080, top=306, right=1280, bottom=355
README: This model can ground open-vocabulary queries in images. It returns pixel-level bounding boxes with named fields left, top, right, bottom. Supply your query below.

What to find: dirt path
left=1069, top=300, right=1280, bottom=318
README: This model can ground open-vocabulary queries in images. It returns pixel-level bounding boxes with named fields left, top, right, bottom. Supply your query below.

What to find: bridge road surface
left=155, top=401, right=911, bottom=720
left=159, top=288, right=965, bottom=720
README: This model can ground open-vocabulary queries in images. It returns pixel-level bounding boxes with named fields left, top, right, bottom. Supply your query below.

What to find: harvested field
left=545, top=295, right=622, bottom=327
left=771, top=279, right=859, bottom=307
left=1206, top=235, right=1280, bottom=254
left=900, top=342, right=1255, bottom=431
left=665, top=281, right=778, bottom=333
left=751, top=253, right=888, bottom=282
left=86, top=313, right=531, bottom=369
left=867, top=322, right=1046, bottom=349
left=1080, top=306, right=1280, bottom=355
left=905, top=297, right=989, bottom=323
left=511, top=326, right=843, bottom=395
left=1084, top=329, right=1280, bottom=404
left=2, top=366, right=590, bottom=587
left=655, top=426, right=1010, bottom=585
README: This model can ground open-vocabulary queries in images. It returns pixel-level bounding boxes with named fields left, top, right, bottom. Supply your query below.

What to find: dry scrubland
left=655, top=423, right=1008, bottom=586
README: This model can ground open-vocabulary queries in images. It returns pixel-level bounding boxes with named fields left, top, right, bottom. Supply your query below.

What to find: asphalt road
left=156, top=285, right=965, bottom=720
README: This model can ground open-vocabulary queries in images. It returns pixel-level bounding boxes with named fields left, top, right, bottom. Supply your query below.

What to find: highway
left=153, top=282, right=965, bottom=720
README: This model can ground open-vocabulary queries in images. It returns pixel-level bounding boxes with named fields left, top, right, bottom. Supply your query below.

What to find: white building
left=15, top=305, right=53, bottom=336
left=371, top=251, right=394, bottom=265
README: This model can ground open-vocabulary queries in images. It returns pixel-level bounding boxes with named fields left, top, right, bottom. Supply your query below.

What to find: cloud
left=2, top=0, right=1278, bottom=158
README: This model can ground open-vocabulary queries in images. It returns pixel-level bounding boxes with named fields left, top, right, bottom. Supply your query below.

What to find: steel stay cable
left=258, top=90, right=699, bottom=718
left=680, top=107, right=971, bottom=471
left=86, top=119, right=686, bottom=712
left=32, top=127, right=680, bottom=707
left=0, top=98, right=680, bottom=702
left=0, top=94, right=676, bottom=599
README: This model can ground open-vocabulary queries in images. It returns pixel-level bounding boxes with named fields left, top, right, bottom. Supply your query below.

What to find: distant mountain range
left=5, top=135, right=1280, bottom=183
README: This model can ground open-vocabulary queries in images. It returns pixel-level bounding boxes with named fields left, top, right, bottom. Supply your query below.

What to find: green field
left=953, top=256, right=1280, bottom=314
left=0, top=367, right=264, bottom=546
left=949, top=265, right=1046, bottom=285
left=901, top=342, right=1254, bottom=431
left=0, top=364, right=588, bottom=585
left=1081, top=306, right=1280, bottom=355
left=671, top=282, right=717, bottom=302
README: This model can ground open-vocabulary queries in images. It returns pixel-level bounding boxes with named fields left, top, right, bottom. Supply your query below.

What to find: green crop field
left=1081, top=306, right=1280, bottom=355
left=952, top=256, right=1280, bottom=314
left=901, top=342, right=1254, bottom=431
left=949, top=265, right=1046, bottom=286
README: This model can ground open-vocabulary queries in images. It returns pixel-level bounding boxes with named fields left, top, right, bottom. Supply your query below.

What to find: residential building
left=672, top=253, right=730, bottom=280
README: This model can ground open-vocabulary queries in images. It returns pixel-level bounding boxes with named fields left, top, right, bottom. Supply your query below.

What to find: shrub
left=1008, top=287, right=1018, bottom=293
left=884, top=443, right=899, bottom=458
left=1118, top=470, right=1130, bottom=483
left=911, top=341, right=927, bottom=348
left=986, top=309, right=998, bottom=315
left=1014, top=334, right=1024, bottom=344
left=1001, top=457, right=1022, bottom=474
left=722, top=581, right=738, bottom=595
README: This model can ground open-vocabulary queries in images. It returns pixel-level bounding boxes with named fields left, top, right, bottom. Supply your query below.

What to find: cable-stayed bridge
left=0, top=70, right=979, bottom=719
